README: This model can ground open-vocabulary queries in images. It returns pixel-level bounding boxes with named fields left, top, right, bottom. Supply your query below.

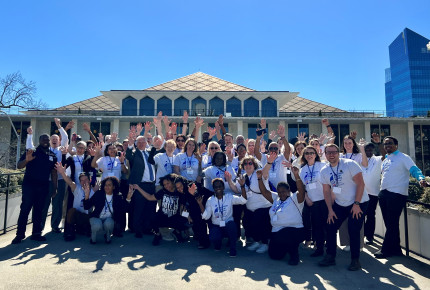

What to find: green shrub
left=408, top=177, right=430, bottom=214
left=0, top=168, right=25, bottom=195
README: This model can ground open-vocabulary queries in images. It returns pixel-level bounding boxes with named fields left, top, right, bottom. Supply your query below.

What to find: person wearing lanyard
left=339, top=135, right=368, bottom=252
left=229, top=157, right=273, bottom=254
left=150, top=139, right=176, bottom=191
left=202, top=141, right=221, bottom=169
left=228, top=143, right=247, bottom=174
left=173, top=138, right=200, bottom=181
left=91, top=143, right=128, bottom=181
left=319, top=144, right=369, bottom=271
left=83, top=177, right=133, bottom=244
left=196, top=178, right=247, bottom=257
left=257, top=167, right=305, bottom=265
left=254, top=124, right=291, bottom=190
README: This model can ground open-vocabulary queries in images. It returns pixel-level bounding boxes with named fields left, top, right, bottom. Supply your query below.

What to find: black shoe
left=318, top=255, right=336, bottom=267
left=52, top=228, right=61, bottom=233
left=229, top=249, right=237, bottom=257
left=30, top=235, right=47, bottom=242
left=172, top=230, right=186, bottom=243
left=198, top=241, right=210, bottom=249
left=90, top=239, right=96, bottom=245
left=135, top=232, right=143, bottom=238
left=152, top=234, right=162, bottom=246
left=348, top=259, right=362, bottom=271
left=288, top=256, right=300, bottom=266
left=311, top=249, right=324, bottom=257
left=365, top=240, right=374, bottom=245
left=11, top=235, right=24, bottom=244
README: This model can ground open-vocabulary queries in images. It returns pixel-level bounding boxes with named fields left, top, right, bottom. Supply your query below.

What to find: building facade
left=385, top=28, right=430, bottom=117
left=1, top=72, right=430, bottom=174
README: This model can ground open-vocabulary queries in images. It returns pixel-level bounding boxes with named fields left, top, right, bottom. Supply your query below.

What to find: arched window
left=122, top=96, right=137, bottom=116
left=226, top=97, right=241, bottom=117
left=192, top=97, right=206, bottom=116
left=209, top=97, right=224, bottom=116
left=157, top=97, right=172, bottom=116
left=261, top=97, right=277, bottom=117
left=139, top=96, right=155, bottom=116
left=244, top=97, right=259, bottom=117
left=174, top=96, right=189, bottom=116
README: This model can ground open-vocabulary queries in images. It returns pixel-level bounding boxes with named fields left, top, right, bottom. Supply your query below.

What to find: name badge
left=219, top=220, right=226, bottom=227
left=333, top=187, right=342, bottom=194
left=186, top=168, right=194, bottom=175
left=271, top=215, right=278, bottom=222
left=49, top=156, right=53, bottom=162
left=181, top=211, right=189, bottom=218
left=269, top=172, right=276, bottom=179
left=308, top=183, right=317, bottom=190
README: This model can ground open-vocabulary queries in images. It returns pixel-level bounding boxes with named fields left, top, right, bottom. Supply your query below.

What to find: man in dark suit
left=126, top=132, right=157, bottom=238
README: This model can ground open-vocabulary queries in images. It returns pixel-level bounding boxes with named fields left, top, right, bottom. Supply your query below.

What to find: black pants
left=233, top=204, right=245, bottom=239
left=133, top=182, right=156, bottom=234
left=189, top=206, right=209, bottom=245
left=302, top=203, right=312, bottom=242
left=379, top=190, right=407, bottom=255
left=16, top=182, right=50, bottom=237
left=364, top=195, right=379, bottom=242
left=153, top=211, right=188, bottom=233
left=269, top=227, right=305, bottom=260
left=310, top=200, right=328, bottom=251
left=326, top=201, right=368, bottom=260
left=243, top=207, right=271, bottom=244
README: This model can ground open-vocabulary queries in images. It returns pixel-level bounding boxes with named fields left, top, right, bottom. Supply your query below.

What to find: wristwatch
left=353, top=201, right=360, bottom=205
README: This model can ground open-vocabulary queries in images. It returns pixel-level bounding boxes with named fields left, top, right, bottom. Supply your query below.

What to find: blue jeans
left=209, top=220, right=237, bottom=252
left=89, top=217, right=114, bottom=242
left=326, top=201, right=368, bottom=259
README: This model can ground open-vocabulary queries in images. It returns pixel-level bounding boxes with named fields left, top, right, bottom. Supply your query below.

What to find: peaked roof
left=143, top=72, right=255, bottom=92
left=56, top=95, right=119, bottom=111
left=280, top=96, right=345, bottom=112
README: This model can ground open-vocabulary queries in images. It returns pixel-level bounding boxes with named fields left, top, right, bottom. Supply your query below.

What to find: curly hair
left=100, top=176, right=120, bottom=195
left=239, top=156, right=259, bottom=171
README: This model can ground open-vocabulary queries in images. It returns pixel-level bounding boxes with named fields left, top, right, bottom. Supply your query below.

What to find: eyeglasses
left=269, top=147, right=278, bottom=151
left=210, top=147, right=219, bottom=150
left=176, top=139, right=185, bottom=142
left=325, top=151, right=339, bottom=155
left=244, top=162, right=254, bottom=166
left=304, top=152, right=316, bottom=155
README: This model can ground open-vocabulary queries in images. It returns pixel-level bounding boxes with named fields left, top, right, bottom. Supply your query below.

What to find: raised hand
left=119, top=151, right=126, bottom=163
left=144, top=121, right=152, bottom=133
left=371, top=133, right=381, bottom=144
left=297, top=132, right=307, bottom=142
left=214, top=121, right=220, bottom=131
left=169, top=122, right=178, bottom=134
left=322, top=118, right=330, bottom=127
left=26, top=149, right=36, bottom=163
left=358, top=138, right=366, bottom=149
left=194, top=116, right=204, bottom=127
left=65, top=121, right=74, bottom=131
left=110, top=132, right=118, bottom=143
left=224, top=171, right=232, bottom=182
left=237, top=174, right=246, bottom=187
left=182, top=111, right=189, bottom=123
left=98, top=133, right=104, bottom=143
left=350, top=130, right=357, bottom=140
left=217, top=114, right=224, bottom=125
left=291, top=166, right=300, bottom=176
left=225, top=145, right=234, bottom=160
left=281, top=160, right=292, bottom=168
left=27, top=126, right=33, bottom=135
left=128, top=127, right=137, bottom=144
left=267, top=151, right=277, bottom=163
left=162, top=115, right=171, bottom=128
left=136, top=123, right=143, bottom=135
left=318, top=133, right=327, bottom=144
left=207, top=126, right=216, bottom=139
left=93, top=180, right=101, bottom=192
left=54, top=118, right=62, bottom=129
left=256, top=170, right=263, bottom=179
left=82, top=183, right=90, bottom=199
left=278, top=125, right=286, bottom=138
left=60, top=145, right=69, bottom=155
left=269, top=130, right=277, bottom=140
left=55, top=162, right=65, bottom=174
left=188, top=183, right=197, bottom=195
left=82, top=122, right=91, bottom=132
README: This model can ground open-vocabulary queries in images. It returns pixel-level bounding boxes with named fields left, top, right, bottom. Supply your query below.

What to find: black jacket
left=83, top=190, right=130, bottom=221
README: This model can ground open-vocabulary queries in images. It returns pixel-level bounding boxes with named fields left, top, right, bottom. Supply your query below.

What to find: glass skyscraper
left=385, top=28, right=430, bottom=117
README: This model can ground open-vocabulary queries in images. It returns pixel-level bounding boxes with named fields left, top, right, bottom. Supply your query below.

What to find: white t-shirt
left=173, top=152, right=199, bottom=181
left=99, top=194, right=113, bottom=219
left=362, top=155, right=383, bottom=196
left=299, top=161, right=325, bottom=202
left=320, top=158, right=369, bottom=206
left=73, top=155, right=85, bottom=184
left=153, top=153, right=174, bottom=185
left=73, top=185, right=95, bottom=214
left=202, top=154, right=212, bottom=169
left=230, top=156, right=241, bottom=173
left=340, top=152, right=363, bottom=166
left=203, top=165, right=237, bottom=194
left=270, top=192, right=304, bottom=232
left=202, top=193, right=247, bottom=226
left=381, top=151, right=416, bottom=196
left=96, top=156, right=122, bottom=180
left=236, top=173, right=272, bottom=211
left=261, top=154, right=288, bottom=188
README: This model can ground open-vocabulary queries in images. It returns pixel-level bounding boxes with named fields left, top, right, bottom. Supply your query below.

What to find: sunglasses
left=210, top=147, right=219, bottom=150
left=304, top=152, right=316, bottom=155
left=176, top=139, right=185, bottom=142
left=325, top=151, right=339, bottom=155
left=244, top=162, right=254, bottom=166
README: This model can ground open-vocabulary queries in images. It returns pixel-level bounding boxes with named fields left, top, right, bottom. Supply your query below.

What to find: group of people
left=11, top=112, right=428, bottom=271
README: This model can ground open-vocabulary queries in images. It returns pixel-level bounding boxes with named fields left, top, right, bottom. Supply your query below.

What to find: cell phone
left=256, top=128, right=267, bottom=136
left=117, top=152, right=122, bottom=157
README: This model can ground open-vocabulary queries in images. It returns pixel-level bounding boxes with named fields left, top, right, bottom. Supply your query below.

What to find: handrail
left=0, top=172, right=25, bottom=235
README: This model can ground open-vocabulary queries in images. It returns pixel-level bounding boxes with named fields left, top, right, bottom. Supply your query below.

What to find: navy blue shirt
left=20, top=146, right=57, bottom=185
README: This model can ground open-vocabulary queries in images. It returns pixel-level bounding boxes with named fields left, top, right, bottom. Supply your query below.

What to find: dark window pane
left=140, top=97, right=155, bottom=116
left=122, top=96, right=137, bottom=116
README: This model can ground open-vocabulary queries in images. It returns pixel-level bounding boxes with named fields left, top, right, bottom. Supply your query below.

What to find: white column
left=112, top=119, right=120, bottom=133
left=259, top=100, right=262, bottom=117
left=30, top=118, right=37, bottom=136
left=364, top=121, right=371, bottom=142
left=237, top=120, right=243, bottom=136
left=407, top=121, right=416, bottom=161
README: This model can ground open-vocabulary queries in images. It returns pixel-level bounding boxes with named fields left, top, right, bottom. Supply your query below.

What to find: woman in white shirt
left=195, top=178, right=247, bottom=257
left=151, top=139, right=176, bottom=188
left=202, top=141, right=221, bottom=169
left=173, top=138, right=200, bottom=181
left=91, top=143, right=128, bottom=181
left=299, top=145, right=327, bottom=257
left=258, top=167, right=305, bottom=265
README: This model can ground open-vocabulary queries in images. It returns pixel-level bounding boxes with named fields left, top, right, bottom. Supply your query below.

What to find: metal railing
left=0, top=172, right=24, bottom=235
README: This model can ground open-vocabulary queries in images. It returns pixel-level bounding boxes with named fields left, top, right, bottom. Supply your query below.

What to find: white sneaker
left=343, top=246, right=350, bottom=252
left=256, top=243, right=268, bottom=253
left=247, top=242, right=261, bottom=251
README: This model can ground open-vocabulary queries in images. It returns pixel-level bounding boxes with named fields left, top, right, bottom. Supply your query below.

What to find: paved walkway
left=0, top=222, right=429, bottom=290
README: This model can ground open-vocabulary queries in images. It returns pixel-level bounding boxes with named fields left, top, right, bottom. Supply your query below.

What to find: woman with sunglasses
left=174, top=134, right=187, bottom=156
left=173, top=138, right=201, bottom=182
left=230, top=156, right=272, bottom=254
left=230, top=143, right=248, bottom=174
left=202, top=141, right=221, bottom=169
left=257, top=166, right=305, bottom=265
left=299, top=145, right=327, bottom=257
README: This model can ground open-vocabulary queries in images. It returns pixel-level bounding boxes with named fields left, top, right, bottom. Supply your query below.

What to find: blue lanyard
left=166, top=153, right=173, bottom=165
left=217, top=197, right=224, bottom=220
left=345, top=153, right=355, bottom=160
left=76, top=156, right=83, bottom=168
left=271, top=160, right=276, bottom=172
left=186, top=153, right=193, bottom=168
left=330, top=163, right=340, bottom=187
left=109, top=157, right=115, bottom=172
left=104, top=198, right=113, bottom=213
left=307, top=164, right=315, bottom=183
left=273, top=198, right=288, bottom=212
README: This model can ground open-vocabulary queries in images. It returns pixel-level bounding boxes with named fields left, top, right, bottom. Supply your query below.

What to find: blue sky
left=1, top=0, right=429, bottom=112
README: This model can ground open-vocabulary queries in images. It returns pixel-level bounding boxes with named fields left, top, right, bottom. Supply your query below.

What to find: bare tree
left=0, top=72, right=46, bottom=110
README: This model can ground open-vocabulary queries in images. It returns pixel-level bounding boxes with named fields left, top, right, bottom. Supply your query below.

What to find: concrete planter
left=375, top=205, right=430, bottom=259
